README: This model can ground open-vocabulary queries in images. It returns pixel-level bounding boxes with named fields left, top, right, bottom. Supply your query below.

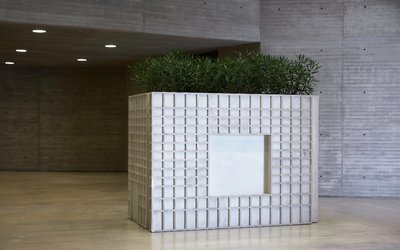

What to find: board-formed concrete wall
left=0, top=0, right=260, bottom=42
left=0, top=66, right=127, bottom=171
left=1, top=0, right=399, bottom=197
left=261, top=0, right=400, bottom=197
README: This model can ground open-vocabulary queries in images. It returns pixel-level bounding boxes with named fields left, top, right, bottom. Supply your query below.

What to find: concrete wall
left=0, top=66, right=127, bottom=171
left=0, top=0, right=260, bottom=42
left=261, top=0, right=400, bottom=197
left=2, top=0, right=399, bottom=197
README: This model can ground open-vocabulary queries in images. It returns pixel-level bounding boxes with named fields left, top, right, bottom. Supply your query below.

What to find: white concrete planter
left=129, top=92, right=319, bottom=232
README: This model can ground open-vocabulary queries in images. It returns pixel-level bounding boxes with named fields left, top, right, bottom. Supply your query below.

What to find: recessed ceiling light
left=77, top=58, right=87, bottom=62
left=105, top=44, right=117, bottom=48
left=32, top=29, right=46, bottom=33
left=5, top=61, right=14, bottom=65
left=16, top=49, right=27, bottom=53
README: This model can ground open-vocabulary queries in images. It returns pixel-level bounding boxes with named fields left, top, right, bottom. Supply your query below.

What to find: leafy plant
left=130, top=50, right=321, bottom=95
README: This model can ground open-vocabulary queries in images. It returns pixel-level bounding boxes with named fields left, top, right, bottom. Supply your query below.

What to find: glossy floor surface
left=0, top=172, right=399, bottom=250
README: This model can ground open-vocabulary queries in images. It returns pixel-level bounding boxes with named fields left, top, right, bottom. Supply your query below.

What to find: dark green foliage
left=130, top=50, right=321, bottom=95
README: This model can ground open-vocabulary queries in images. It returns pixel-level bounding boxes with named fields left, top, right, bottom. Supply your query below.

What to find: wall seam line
left=37, top=75, right=41, bottom=170
left=340, top=0, right=345, bottom=195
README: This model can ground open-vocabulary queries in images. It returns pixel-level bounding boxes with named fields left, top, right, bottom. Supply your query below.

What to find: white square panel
left=209, top=135, right=269, bottom=196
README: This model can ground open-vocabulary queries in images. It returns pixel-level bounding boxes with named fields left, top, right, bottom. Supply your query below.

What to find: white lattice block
left=129, top=92, right=319, bottom=232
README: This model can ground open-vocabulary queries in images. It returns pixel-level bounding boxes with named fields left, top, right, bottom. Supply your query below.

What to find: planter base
left=128, top=92, right=319, bottom=232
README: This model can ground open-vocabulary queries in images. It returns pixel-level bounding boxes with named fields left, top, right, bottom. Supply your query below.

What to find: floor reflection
left=150, top=225, right=314, bottom=250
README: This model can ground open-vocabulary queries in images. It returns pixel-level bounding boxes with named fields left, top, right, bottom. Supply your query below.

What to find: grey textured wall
left=142, top=0, right=260, bottom=41
left=1, top=0, right=399, bottom=197
left=0, top=67, right=127, bottom=171
left=0, top=0, right=259, bottom=42
left=261, top=0, right=400, bottom=197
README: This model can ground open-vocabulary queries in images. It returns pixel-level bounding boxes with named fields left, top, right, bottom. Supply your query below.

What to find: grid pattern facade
left=128, top=94, right=152, bottom=229
left=129, top=92, right=319, bottom=232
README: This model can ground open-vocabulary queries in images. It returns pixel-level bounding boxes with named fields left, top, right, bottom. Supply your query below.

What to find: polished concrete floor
left=0, top=172, right=399, bottom=250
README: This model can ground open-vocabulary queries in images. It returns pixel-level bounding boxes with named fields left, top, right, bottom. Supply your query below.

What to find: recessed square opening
left=209, top=135, right=271, bottom=196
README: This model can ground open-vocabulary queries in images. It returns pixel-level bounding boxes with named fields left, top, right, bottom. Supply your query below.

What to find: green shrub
left=130, top=50, right=321, bottom=95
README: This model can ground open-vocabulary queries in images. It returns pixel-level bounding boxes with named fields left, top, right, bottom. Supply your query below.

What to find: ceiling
left=0, top=21, right=252, bottom=67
